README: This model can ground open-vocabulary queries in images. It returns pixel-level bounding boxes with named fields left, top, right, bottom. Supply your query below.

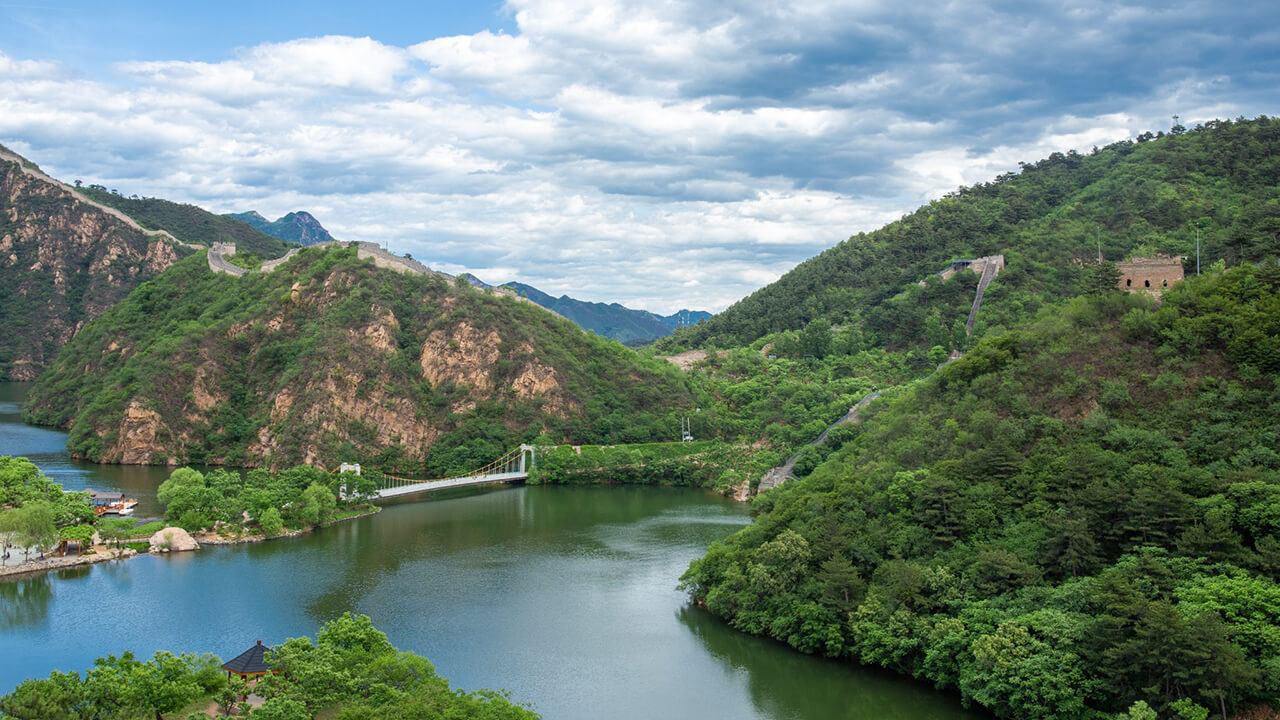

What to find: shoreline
left=195, top=505, right=381, bottom=545
left=0, top=506, right=381, bottom=582
left=0, top=547, right=140, bottom=580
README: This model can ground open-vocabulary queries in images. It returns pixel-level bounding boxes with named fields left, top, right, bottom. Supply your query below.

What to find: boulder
left=148, top=527, right=200, bottom=553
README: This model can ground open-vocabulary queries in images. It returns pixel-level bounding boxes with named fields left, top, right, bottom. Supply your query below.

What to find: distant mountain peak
left=227, top=210, right=334, bottom=246
left=495, top=280, right=710, bottom=344
left=459, top=273, right=493, bottom=289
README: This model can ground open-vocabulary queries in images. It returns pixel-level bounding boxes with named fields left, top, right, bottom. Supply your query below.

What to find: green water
left=0, top=383, right=985, bottom=719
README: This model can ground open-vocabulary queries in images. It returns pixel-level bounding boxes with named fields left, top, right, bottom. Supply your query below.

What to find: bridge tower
left=518, top=444, right=536, bottom=472
left=681, top=417, right=694, bottom=442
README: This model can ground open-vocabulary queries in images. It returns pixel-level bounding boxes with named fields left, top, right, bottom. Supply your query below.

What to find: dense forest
left=527, top=440, right=780, bottom=493
left=661, top=116, right=1280, bottom=354
left=24, top=246, right=695, bottom=474
left=682, top=265, right=1280, bottom=718
left=0, top=455, right=372, bottom=557
left=78, top=186, right=295, bottom=258
left=0, top=613, right=538, bottom=719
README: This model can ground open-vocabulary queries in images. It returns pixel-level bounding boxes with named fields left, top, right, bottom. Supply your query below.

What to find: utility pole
left=1196, top=229, right=1200, bottom=276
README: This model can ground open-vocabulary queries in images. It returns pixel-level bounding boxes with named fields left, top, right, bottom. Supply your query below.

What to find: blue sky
left=2, top=1, right=1278, bottom=313
left=1, top=2, right=513, bottom=68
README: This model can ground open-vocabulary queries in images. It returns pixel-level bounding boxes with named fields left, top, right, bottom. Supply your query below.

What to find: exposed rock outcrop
left=420, top=324, right=570, bottom=415
left=149, top=527, right=200, bottom=552
left=116, top=401, right=167, bottom=465
left=0, top=147, right=189, bottom=379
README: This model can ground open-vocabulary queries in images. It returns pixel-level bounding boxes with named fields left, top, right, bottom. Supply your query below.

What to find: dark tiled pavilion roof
left=222, top=640, right=270, bottom=675
left=88, top=490, right=126, bottom=501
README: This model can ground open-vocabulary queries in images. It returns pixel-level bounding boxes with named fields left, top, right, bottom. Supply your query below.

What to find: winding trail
left=757, top=391, right=880, bottom=492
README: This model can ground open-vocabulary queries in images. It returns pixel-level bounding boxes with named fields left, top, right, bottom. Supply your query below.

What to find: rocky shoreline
left=0, top=506, right=382, bottom=581
left=194, top=506, right=381, bottom=545
left=0, top=547, right=140, bottom=580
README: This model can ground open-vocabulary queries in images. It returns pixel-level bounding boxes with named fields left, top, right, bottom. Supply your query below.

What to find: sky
left=1, top=1, right=1278, bottom=314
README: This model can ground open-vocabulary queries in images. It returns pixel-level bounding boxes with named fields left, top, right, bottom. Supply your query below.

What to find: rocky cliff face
left=0, top=151, right=184, bottom=380
left=26, top=246, right=691, bottom=473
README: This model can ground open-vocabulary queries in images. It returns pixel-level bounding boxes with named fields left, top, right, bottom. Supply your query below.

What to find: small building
left=87, top=490, right=125, bottom=508
left=86, top=489, right=137, bottom=516
left=222, top=639, right=273, bottom=681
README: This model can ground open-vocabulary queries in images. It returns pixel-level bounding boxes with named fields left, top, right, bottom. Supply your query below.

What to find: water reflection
left=678, top=606, right=987, bottom=720
left=0, top=383, right=172, bottom=517
left=0, top=573, right=53, bottom=629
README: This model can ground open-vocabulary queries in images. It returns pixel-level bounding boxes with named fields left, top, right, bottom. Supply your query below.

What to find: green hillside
left=79, top=186, right=294, bottom=257
left=682, top=265, right=1280, bottom=718
left=25, top=246, right=693, bottom=473
left=662, top=117, right=1280, bottom=354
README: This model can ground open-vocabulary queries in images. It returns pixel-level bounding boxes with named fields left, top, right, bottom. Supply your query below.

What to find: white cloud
left=118, top=36, right=412, bottom=101
left=1, top=0, right=1278, bottom=314
left=0, top=51, right=60, bottom=79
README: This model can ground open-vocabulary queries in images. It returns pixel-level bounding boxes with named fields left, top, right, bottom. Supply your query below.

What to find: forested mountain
left=226, top=210, right=335, bottom=246
left=682, top=265, right=1280, bottom=719
left=662, top=117, right=1280, bottom=354
left=25, top=245, right=692, bottom=473
left=77, top=187, right=294, bottom=258
left=503, top=281, right=710, bottom=344
left=0, top=146, right=190, bottom=380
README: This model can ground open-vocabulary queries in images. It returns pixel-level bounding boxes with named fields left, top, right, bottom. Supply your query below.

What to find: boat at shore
left=87, top=490, right=137, bottom=516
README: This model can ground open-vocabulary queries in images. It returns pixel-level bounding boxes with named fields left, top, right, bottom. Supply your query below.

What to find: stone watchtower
left=1117, top=255, right=1185, bottom=296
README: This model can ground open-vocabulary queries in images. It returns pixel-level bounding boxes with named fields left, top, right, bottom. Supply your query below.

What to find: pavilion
left=221, top=640, right=272, bottom=681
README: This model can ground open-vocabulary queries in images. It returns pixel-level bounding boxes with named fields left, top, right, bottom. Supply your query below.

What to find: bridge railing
left=371, top=445, right=535, bottom=495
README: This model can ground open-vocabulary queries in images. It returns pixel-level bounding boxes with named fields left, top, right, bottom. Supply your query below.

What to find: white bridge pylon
left=371, top=444, right=536, bottom=500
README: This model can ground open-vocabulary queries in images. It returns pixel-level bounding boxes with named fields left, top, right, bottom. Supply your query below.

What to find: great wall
left=206, top=240, right=561, bottom=317
left=0, top=145, right=200, bottom=253
left=757, top=390, right=881, bottom=492
left=759, top=254, right=1005, bottom=492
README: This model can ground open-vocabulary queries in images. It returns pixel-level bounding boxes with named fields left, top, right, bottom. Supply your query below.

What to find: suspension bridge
left=354, top=444, right=537, bottom=501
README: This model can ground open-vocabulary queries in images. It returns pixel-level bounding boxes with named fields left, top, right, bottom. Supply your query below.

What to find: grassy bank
left=527, top=441, right=783, bottom=494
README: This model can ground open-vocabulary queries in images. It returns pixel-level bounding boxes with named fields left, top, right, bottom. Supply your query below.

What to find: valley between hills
left=2, top=117, right=1280, bottom=719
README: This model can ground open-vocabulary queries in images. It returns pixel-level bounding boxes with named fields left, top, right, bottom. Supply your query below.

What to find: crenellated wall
left=938, top=254, right=1005, bottom=282
left=207, top=242, right=248, bottom=276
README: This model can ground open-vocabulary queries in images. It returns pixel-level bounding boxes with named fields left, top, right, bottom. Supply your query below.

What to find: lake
left=0, top=382, right=984, bottom=719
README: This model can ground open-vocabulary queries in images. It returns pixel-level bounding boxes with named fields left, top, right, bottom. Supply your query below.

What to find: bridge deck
left=373, top=471, right=529, bottom=500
